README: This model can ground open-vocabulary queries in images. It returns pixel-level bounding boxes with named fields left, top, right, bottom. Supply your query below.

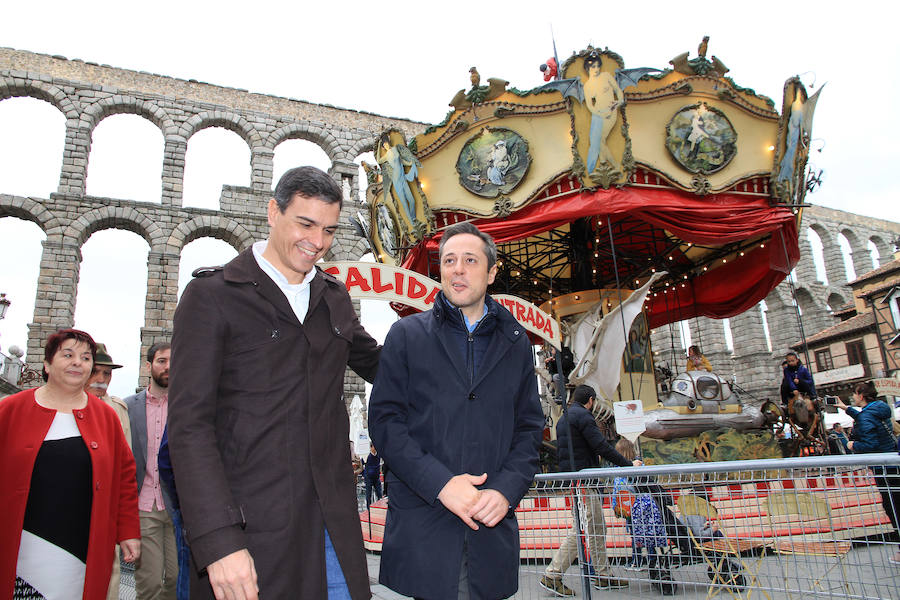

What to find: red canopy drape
left=402, top=185, right=799, bottom=328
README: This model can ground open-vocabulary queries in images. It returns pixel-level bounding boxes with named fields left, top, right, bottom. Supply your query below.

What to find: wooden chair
left=764, top=491, right=853, bottom=597
left=677, top=494, right=770, bottom=600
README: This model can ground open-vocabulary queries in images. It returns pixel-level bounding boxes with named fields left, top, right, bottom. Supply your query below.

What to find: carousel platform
left=359, top=469, right=893, bottom=559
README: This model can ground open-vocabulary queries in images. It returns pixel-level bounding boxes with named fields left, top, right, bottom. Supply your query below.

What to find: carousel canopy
left=364, top=40, right=816, bottom=329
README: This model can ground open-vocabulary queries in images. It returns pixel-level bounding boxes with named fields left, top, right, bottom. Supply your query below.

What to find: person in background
left=828, top=422, right=849, bottom=454
left=158, top=426, right=189, bottom=600
left=84, top=342, right=131, bottom=600
left=363, top=443, right=383, bottom=505
left=0, top=328, right=140, bottom=599
left=780, top=351, right=816, bottom=405
left=836, top=382, right=900, bottom=564
left=685, top=345, right=713, bottom=372
left=540, top=385, right=642, bottom=596
left=351, top=442, right=364, bottom=482
left=126, top=341, right=177, bottom=600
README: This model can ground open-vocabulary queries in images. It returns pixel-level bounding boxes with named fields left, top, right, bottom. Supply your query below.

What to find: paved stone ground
left=121, top=544, right=900, bottom=599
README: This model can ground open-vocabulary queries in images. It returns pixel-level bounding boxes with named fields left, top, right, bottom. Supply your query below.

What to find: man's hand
left=207, top=549, right=259, bottom=600
left=120, top=538, right=140, bottom=563
left=469, top=489, right=510, bottom=528
left=847, top=441, right=855, bottom=451
left=438, top=473, right=487, bottom=530
left=632, top=459, right=643, bottom=467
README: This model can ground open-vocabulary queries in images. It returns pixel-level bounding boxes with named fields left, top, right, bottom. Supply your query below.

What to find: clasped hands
left=437, top=473, right=509, bottom=530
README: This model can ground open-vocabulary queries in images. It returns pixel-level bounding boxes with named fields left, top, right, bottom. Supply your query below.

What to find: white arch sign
left=320, top=261, right=561, bottom=349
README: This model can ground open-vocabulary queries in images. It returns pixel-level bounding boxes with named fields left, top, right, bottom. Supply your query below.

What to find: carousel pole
left=606, top=216, right=639, bottom=400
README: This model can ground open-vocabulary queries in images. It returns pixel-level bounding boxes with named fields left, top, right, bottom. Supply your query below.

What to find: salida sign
left=320, top=261, right=561, bottom=349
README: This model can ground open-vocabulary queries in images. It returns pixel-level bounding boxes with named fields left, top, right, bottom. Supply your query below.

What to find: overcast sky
left=1, top=1, right=898, bottom=397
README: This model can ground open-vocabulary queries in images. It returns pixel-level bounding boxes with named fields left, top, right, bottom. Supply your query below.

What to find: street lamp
left=0, top=293, right=9, bottom=320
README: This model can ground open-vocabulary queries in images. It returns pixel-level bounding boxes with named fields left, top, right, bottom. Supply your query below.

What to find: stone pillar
left=794, top=235, right=818, bottom=283
left=820, top=235, right=848, bottom=286
left=251, top=147, right=274, bottom=191
left=650, top=323, right=682, bottom=374
left=57, top=119, right=90, bottom=196
left=26, top=237, right=82, bottom=375
left=763, top=288, right=799, bottom=356
left=162, top=136, right=187, bottom=207
left=730, top=305, right=775, bottom=399
left=138, top=250, right=180, bottom=381
left=850, top=248, right=874, bottom=279
left=343, top=298, right=367, bottom=412
left=689, top=317, right=732, bottom=378
left=873, top=238, right=893, bottom=266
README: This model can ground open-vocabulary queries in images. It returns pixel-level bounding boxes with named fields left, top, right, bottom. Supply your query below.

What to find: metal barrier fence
left=513, top=454, right=900, bottom=600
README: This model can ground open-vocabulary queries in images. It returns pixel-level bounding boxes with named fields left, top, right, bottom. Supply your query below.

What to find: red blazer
left=0, top=389, right=140, bottom=600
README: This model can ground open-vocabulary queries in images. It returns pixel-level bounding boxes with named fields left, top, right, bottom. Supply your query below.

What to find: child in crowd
left=612, top=439, right=667, bottom=571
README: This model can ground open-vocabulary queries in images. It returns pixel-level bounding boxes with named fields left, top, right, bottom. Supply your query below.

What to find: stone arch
left=324, top=235, right=371, bottom=262
left=794, top=286, right=821, bottom=312
left=838, top=227, right=862, bottom=251
left=347, top=136, right=377, bottom=161
left=346, top=236, right=371, bottom=261
left=180, top=110, right=263, bottom=149
left=794, top=285, right=833, bottom=333
left=267, top=122, right=342, bottom=162
left=80, top=95, right=178, bottom=137
left=63, top=205, right=165, bottom=248
left=0, top=76, right=80, bottom=119
left=0, top=195, right=55, bottom=232
left=166, top=216, right=255, bottom=254
left=807, top=222, right=831, bottom=244
left=826, top=291, right=847, bottom=311
left=869, top=234, right=892, bottom=265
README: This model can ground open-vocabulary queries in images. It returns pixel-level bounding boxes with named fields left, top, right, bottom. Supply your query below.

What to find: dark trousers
left=171, top=507, right=191, bottom=600
left=365, top=473, right=382, bottom=504
left=873, top=465, right=900, bottom=541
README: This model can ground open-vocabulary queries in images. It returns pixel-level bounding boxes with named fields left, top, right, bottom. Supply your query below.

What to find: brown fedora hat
left=94, top=343, right=123, bottom=369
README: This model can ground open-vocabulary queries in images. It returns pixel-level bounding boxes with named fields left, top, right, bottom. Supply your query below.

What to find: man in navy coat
left=369, top=222, right=544, bottom=599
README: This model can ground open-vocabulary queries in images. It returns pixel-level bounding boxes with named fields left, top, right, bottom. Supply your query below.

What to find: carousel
left=354, top=38, right=825, bottom=464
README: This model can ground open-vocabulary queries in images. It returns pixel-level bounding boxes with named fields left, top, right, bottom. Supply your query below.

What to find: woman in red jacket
left=1, top=328, right=140, bottom=599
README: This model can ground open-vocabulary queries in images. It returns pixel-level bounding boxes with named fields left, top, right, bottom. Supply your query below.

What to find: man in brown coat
left=168, top=166, right=380, bottom=600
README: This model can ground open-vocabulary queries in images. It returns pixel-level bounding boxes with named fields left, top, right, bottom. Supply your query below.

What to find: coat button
left=334, top=326, right=341, bottom=335
left=90, top=441, right=98, bottom=449
left=514, top=330, right=520, bottom=335
left=468, top=393, right=476, bottom=401
left=75, top=411, right=84, bottom=419
left=96, top=482, right=101, bottom=490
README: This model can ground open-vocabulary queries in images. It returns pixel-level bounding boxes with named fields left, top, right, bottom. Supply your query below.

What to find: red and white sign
left=873, top=377, right=900, bottom=397
left=320, top=262, right=561, bottom=349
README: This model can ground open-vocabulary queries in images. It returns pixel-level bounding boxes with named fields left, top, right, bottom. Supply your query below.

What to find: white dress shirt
left=252, top=240, right=317, bottom=324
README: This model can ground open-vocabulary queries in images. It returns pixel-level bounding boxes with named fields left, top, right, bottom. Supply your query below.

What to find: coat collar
left=432, top=292, right=520, bottom=338
left=430, top=292, right=527, bottom=389
left=222, top=249, right=341, bottom=326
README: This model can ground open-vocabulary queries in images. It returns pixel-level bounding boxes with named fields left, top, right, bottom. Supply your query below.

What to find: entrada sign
left=320, top=261, right=561, bottom=349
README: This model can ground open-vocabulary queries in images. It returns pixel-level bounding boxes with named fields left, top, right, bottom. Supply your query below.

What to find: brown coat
left=168, top=249, right=380, bottom=599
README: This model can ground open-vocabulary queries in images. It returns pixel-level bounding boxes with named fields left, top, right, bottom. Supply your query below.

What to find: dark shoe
left=592, top=575, right=630, bottom=589
left=539, top=575, right=575, bottom=597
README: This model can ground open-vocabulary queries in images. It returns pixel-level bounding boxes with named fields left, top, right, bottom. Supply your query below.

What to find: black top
left=24, top=434, right=93, bottom=562
left=556, top=402, right=630, bottom=471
